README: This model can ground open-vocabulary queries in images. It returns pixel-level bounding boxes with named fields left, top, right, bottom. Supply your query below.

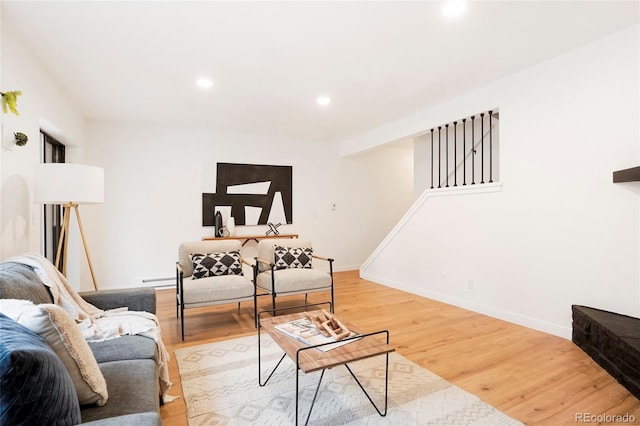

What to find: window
left=40, top=131, right=65, bottom=269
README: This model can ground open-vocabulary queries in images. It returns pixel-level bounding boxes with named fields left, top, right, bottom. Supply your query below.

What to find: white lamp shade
left=35, top=163, right=104, bottom=204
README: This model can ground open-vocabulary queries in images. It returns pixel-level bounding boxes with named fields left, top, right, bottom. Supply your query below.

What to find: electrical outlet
left=468, top=280, right=474, bottom=290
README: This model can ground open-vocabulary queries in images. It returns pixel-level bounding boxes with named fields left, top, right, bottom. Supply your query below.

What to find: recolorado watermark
left=575, top=413, right=636, bottom=423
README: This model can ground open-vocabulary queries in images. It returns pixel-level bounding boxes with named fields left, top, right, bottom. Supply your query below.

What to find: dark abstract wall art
left=202, top=163, right=293, bottom=226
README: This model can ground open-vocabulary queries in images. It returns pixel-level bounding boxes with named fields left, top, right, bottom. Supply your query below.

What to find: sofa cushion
left=81, top=412, right=163, bottom=426
left=256, top=268, right=331, bottom=293
left=88, top=335, right=157, bottom=363
left=183, top=274, right=255, bottom=305
left=0, top=261, right=53, bottom=304
left=80, top=359, right=159, bottom=423
left=79, top=288, right=157, bottom=314
left=0, top=300, right=108, bottom=406
left=0, top=312, right=82, bottom=425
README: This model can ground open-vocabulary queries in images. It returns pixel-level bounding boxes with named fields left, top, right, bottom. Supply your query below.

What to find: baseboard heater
left=572, top=305, right=640, bottom=400
left=141, top=277, right=174, bottom=287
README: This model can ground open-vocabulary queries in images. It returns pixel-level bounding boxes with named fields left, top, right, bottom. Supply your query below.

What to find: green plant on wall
left=1, top=90, right=28, bottom=147
left=1, top=90, right=22, bottom=115
left=14, top=132, right=28, bottom=146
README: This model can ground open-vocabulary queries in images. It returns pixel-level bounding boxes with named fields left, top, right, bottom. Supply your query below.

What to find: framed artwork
left=202, top=162, right=292, bottom=226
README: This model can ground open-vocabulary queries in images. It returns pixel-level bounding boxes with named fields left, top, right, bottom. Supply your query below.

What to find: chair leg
left=305, top=293, right=308, bottom=303
left=254, top=293, right=258, bottom=328
left=272, top=292, right=277, bottom=314
left=329, top=260, right=335, bottom=313
left=237, top=302, right=241, bottom=311
left=180, top=302, right=185, bottom=341
left=330, top=283, right=335, bottom=313
left=175, top=271, right=179, bottom=319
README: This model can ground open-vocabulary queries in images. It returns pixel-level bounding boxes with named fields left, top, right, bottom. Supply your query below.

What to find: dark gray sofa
left=0, top=261, right=163, bottom=425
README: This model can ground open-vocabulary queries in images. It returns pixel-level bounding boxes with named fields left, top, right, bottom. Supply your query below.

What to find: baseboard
left=334, top=264, right=361, bottom=273
left=361, top=272, right=571, bottom=340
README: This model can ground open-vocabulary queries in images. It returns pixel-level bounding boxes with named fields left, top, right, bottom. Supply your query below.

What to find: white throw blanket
left=9, top=253, right=175, bottom=402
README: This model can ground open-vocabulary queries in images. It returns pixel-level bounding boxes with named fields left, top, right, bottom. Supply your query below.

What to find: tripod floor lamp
left=35, top=163, right=104, bottom=291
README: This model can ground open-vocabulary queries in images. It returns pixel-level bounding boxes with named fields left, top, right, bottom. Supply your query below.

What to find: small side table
left=258, top=304, right=394, bottom=425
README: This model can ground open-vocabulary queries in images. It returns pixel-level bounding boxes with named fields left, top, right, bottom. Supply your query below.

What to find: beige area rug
left=175, top=334, right=523, bottom=425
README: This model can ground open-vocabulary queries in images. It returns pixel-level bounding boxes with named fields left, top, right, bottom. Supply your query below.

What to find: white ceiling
left=2, top=1, right=639, bottom=143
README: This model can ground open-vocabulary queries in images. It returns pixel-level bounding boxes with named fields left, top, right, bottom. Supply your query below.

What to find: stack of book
left=275, top=316, right=360, bottom=352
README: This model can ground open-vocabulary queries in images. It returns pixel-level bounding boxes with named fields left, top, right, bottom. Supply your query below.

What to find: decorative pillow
left=0, top=300, right=108, bottom=406
left=0, top=312, right=82, bottom=425
left=0, top=298, right=35, bottom=318
left=274, top=246, right=313, bottom=269
left=190, top=251, right=244, bottom=279
left=0, top=262, right=54, bottom=304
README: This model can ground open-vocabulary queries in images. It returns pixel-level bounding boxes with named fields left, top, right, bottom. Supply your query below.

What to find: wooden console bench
left=202, top=233, right=299, bottom=246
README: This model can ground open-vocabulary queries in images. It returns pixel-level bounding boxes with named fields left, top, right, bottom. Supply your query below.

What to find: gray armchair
left=253, top=239, right=334, bottom=315
left=176, top=240, right=255, bottom=340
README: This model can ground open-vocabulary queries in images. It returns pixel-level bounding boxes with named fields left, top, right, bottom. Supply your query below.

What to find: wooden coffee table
left=257, top=304, right=394, bottom=425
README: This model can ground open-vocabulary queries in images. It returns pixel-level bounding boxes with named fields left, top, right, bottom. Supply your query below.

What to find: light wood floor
left=157, top=270, right=640, bottom=425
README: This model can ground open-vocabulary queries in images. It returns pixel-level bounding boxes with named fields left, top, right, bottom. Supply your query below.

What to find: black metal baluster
left=438, top=127, right=442, bottom=188
left=480, top=113, right=485, bottom=184
left=430, top=129, right=434, bottom=189
left=462, top=118, right=467, bottom=186
left=445, top=124, right=449, bottom=188
left=471, top=116, right=475, bottom=185
left=453, top=121, right=457, bottom=187
left=489, top=110, right=493, bottom=183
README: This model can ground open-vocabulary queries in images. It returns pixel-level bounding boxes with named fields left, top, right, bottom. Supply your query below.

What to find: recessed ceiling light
left=196, top=78, right=213, bottom=89
left=316, top=96, right=331, bottom=106
left=442, top=1, right=466, bottom=18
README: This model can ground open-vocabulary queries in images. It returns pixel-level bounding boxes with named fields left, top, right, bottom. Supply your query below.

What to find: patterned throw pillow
left=274, top=246, right=313, bottom=270
left=190, top=251, right=243, bottom=279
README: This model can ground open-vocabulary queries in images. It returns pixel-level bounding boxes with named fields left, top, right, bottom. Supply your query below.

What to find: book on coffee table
left=274, top=317, right=360, bottom=352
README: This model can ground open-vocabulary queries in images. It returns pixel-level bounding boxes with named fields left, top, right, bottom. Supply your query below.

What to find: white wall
left=82, top=122, right=413, bottom=290
left=360, top=24, right=640, bottom=338
left=1, top=16, right=87, bottom=286
left=413, top=134, right=430, bottom=199
left=1, top=10, right=413, bottom=292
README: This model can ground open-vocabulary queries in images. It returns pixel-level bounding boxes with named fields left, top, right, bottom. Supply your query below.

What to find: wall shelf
left=613, top=166, right=640, bottom=183
left=202, top=233, right=299, bottom=246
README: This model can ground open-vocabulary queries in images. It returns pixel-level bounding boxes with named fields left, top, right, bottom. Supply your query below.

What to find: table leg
left=343, top=352, right=389, bottom=417
left=258, top=310, right=287, bottom=386
left=259, top=309, right=391, bottom=424
left=296, top=367, right=325, bottom=426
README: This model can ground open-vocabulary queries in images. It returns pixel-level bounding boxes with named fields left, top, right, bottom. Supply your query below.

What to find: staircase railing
left=429, top=110, right=499, bottom=189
